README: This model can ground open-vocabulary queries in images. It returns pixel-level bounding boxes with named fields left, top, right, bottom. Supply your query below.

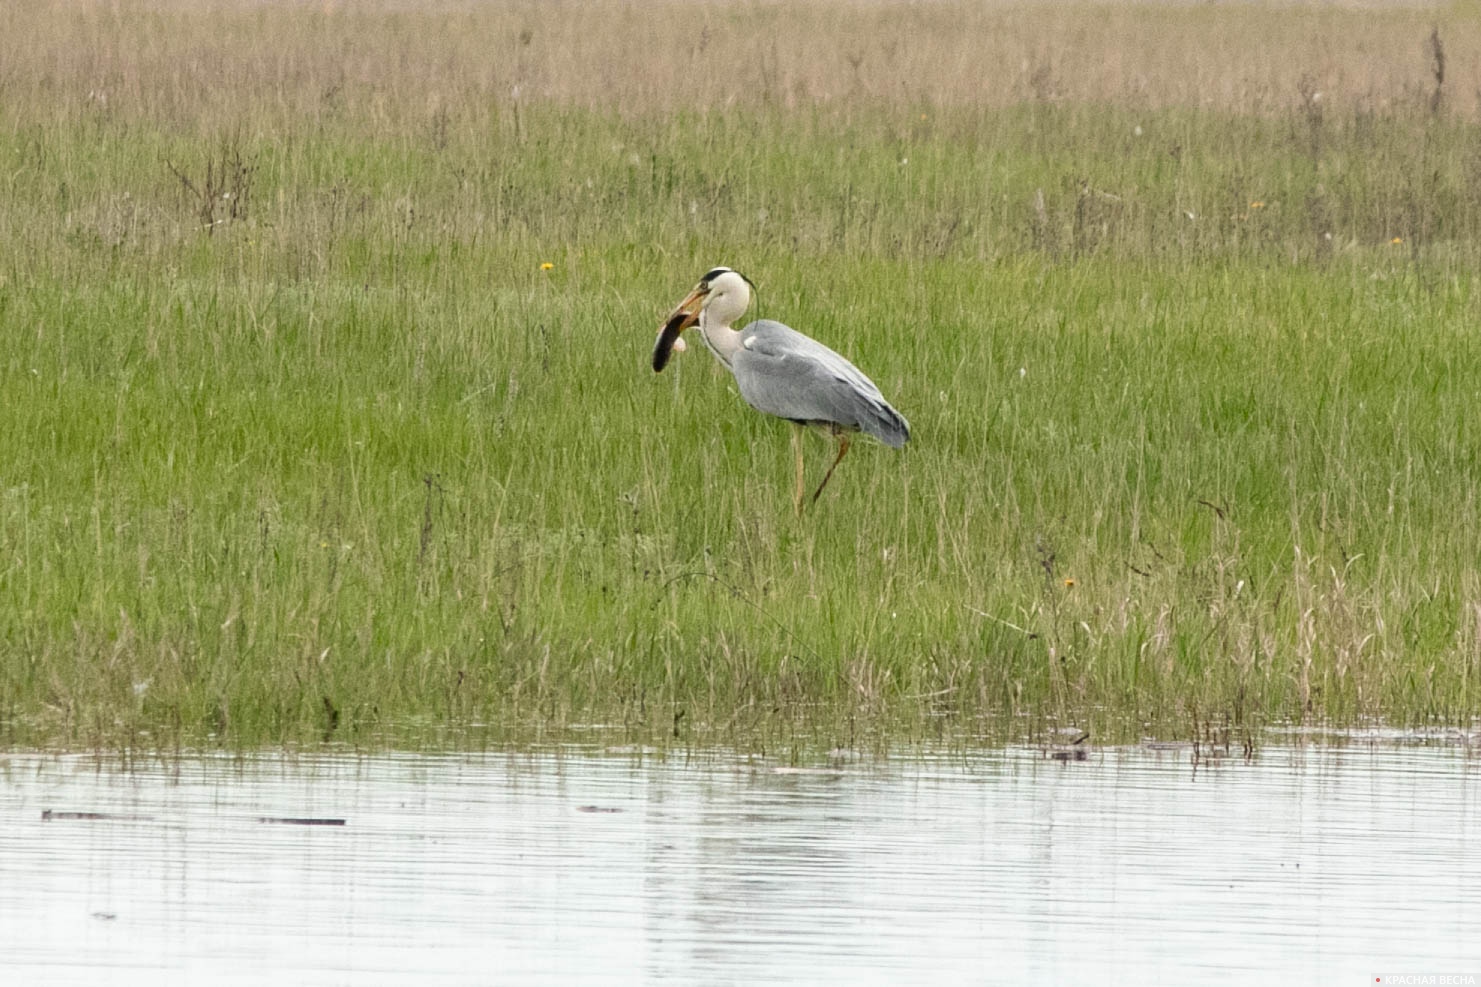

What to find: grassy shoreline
left=3, top=2, right=1481, bottom=749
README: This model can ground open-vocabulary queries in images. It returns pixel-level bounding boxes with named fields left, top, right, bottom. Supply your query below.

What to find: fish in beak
left=652, top=283, right=708, bottom=372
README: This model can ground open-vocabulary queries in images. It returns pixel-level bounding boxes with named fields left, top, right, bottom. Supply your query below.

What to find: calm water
left=1, top=741, right=1477, bottom=986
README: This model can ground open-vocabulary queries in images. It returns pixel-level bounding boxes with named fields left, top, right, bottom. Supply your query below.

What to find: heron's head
left=652, top=267, right=755, bottom=372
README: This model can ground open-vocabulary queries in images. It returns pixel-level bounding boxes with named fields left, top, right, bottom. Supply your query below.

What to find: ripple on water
left=0, top=744, right=1477, bottom=986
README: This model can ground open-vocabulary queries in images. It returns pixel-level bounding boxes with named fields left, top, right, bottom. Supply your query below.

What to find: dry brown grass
left=4, top=0, right=1479, bottom=125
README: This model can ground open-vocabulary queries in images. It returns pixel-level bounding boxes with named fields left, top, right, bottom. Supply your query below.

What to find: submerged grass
left=2, top=1, right=1481, bottom=750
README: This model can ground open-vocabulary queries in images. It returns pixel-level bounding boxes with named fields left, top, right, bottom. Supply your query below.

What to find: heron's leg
left=790, top=423, right=806, bottom=516
left=811, top=428, right=851, bottom=504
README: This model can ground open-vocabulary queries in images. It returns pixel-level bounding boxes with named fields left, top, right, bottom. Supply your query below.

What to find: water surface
left=1, top=742, right=1477, bottom=985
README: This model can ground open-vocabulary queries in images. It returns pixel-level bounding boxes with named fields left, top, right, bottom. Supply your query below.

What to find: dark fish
left=652, top=310, right=691, bottom=372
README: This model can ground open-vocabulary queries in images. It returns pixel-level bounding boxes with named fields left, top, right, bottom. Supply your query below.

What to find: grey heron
left=653, top=267, right=910, bottom=514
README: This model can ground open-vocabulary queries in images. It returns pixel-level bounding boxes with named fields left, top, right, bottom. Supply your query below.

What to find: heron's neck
left=698, top=313, right=743, bottom=368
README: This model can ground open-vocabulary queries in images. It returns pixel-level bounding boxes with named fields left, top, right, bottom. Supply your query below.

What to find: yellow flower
left=1063, top=578, right=1076, bottom=589
left=1249, top=201, right=1264, bottom=210
left=1390, top=237, right=1403, bottom=245
left=540, top=262, right=555, bottom=271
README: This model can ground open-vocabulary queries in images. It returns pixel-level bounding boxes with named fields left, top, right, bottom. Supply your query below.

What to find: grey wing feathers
left=731, top=320, right=911, bottom=448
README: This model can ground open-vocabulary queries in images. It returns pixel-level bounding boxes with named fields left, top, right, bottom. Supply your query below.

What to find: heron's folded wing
left=732, top=321, right=910, bottom=447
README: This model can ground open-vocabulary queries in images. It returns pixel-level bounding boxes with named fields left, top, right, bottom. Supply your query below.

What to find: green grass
left=2, top=2, right=1481, bottom=750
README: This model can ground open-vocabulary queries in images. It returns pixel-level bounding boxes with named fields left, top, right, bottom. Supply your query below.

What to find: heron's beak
left=652, top=284, right=708, bottom=373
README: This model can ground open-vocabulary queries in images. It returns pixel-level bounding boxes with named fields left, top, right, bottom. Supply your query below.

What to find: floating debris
left=44, top=808, right=344, bottom=826
left=257, top=817, right=346, bottom=826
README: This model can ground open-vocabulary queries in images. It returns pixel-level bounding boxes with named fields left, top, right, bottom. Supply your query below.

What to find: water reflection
left=0, top=744, right=1476, bottom=985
